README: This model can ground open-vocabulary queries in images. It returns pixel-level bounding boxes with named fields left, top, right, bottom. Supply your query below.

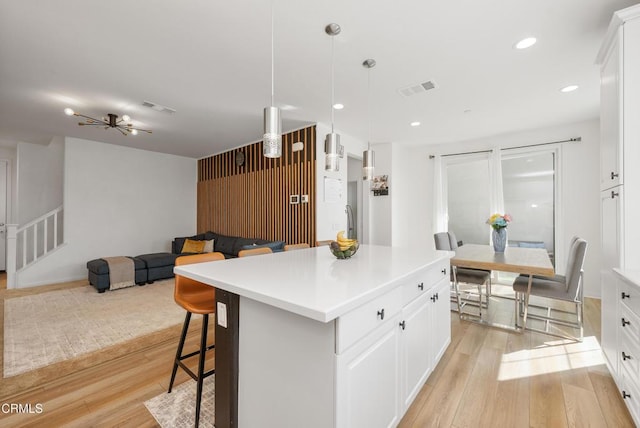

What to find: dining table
left=450, top=243, right=555, bottom=330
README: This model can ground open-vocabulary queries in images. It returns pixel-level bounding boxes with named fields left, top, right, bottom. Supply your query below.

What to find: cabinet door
left=336, top=314, right=401, bottom=428
left=601, top=189, right=622, bottom=376
left=400, top=292, right=432, bottom=410
left=600, top=31, right=622, bottom=191
left=431, top=277, right=452, bottom=365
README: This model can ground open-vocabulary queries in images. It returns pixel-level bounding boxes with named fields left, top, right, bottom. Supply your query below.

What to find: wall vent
left=142, top=100, right=177, bottom=114
left=398, top=81, right=437, bottom=97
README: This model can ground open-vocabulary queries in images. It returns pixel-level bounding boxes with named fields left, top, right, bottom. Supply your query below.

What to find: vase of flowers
left=487, top=213, right=511, bottom=252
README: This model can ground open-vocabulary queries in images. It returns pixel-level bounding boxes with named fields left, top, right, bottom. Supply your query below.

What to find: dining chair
left=513, top=237, right=587, bottom=341
left=169, top=252, right=225, bottom=428
left=238, top=247, right=273, bottom=257
left=284, top=243, right=310, bottom=251
left=315, top=240, right=333, bottom=247
left=434, top=232, right=492, bottom=318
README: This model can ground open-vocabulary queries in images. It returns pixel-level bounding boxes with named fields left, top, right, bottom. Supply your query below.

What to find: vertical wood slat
left=196, top=125, right=316, bottom=245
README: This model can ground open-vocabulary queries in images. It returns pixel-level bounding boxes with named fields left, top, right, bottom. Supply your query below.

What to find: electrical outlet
left=217, top=302, right=227, bottom=328
left=301, top=194, right=309, bottom=203
left=290, top=195, right=300, bottom=204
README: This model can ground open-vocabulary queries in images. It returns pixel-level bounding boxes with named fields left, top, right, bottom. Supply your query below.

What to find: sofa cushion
left=137, top=252, right=179, bottom=268
left=182, top=239, right=206, bottom=253
left=239, top=241, right=285, bottom=253
left=173, top=235, right=196, bottom=254
left=214, top=235, right=238, bottom=255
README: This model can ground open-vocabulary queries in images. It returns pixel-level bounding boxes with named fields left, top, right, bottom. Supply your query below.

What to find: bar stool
left=284, top=243, right=310, bottom=251
left=168, top=252, right=225, bottom=428
left=238, top=247, right=273, bottom=257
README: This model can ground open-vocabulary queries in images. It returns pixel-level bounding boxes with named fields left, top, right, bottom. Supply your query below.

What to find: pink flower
left=504, top=214, right=512, bottom=222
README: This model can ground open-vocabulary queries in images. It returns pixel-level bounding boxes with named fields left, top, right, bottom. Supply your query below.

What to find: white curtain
left=489, top=149, right=505, bottom=215
left=432, top=155, right=448, bottom=233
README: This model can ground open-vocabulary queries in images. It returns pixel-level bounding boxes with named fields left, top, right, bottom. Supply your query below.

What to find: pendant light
left=325, top=23, right=343, bottom=172
left=263, top=2, right=282, bottom=158
left=362, top=59, right=376, bottom=181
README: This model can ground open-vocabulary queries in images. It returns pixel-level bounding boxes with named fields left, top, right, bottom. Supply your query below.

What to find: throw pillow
left=182, top=239, right=206, bottom=254
left=203, top=239, right=214, bottom=253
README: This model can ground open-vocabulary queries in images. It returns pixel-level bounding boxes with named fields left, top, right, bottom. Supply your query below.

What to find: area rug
left=3, top=279, right=184, bottom=377
left=145, top=378, right=215, bottom=428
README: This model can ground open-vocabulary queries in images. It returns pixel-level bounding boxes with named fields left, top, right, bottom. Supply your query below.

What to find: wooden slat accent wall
left=197, top=125, right=316, bottom=246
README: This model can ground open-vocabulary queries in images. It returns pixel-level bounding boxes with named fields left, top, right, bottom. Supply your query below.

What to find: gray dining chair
left=434, top=232, right=492, bottom=318
left=512, top=237, right=587, bottom=341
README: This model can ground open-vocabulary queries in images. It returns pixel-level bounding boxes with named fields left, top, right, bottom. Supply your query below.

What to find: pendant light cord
left=330, top=35, right=335, bottom=133
left=271, top=1, right=275, bottom=106
left=367, top=65, right=371, bottom=150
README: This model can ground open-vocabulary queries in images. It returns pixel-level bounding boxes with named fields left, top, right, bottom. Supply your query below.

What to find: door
left=0, top=160, right=7, bottom=271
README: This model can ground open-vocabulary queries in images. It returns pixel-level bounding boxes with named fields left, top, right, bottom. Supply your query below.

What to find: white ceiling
left=0, top=0, right=637, bottom=159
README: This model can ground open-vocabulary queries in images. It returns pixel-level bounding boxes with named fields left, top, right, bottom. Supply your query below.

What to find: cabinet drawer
left=402, top=260, right=449, bottom=306
left=620, top=325, right=640, bottom=379
left=621, top=303, right=640, bottom=344
left=620, top=279, right=640, bottom=317
left=620, top=363, right=640, bottom=423
left=336, top=287, right=403, bottom=354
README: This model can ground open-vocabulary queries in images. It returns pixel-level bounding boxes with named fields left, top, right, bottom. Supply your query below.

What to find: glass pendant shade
left=263, top=106, right=282, bottom=158
left=325, top=132, right=341, bottom=172
left=362, top=148, right=375, bottom=180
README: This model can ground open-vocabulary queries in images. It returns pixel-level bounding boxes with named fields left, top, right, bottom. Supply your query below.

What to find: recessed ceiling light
left=560, top=85, right=579, bottom=93
left=410, top=121, right=421, bottom=127
left=333, top=103, right=344, bottom=110
left=515, top=37, right=537, bottom=49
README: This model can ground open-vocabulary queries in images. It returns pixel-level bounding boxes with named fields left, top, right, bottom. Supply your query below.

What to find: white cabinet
left=336, top=260, right=450, bottom=428
left=337, top=313, right=402, bottom=428
left=614, top=270, right=640, bottom=425
left=599, top=3, right=640, bottom=379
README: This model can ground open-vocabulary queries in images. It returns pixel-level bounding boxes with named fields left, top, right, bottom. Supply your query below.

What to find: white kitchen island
left=174, top=244, right=452, bottom=428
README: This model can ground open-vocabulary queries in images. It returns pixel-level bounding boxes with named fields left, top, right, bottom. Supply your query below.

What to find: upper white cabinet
left=598, top=4, right=640, bottom=273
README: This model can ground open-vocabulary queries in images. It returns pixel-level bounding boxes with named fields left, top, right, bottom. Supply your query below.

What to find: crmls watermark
left=1, top=403, right=44, bottom=414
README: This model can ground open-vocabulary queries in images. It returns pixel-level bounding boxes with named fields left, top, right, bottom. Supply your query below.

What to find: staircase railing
left=6, top=206, right=64, bottom=288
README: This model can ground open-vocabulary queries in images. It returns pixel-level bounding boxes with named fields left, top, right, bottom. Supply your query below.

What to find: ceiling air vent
left=142, top=100, right=177, bottom=114
left=398, top=80, right=436, bottom=97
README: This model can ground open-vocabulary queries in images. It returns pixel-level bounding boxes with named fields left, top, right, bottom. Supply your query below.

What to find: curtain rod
left=428, top=137, right=581, bottom=159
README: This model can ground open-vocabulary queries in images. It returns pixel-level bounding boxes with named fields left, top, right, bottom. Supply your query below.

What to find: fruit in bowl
left=330, top=231, right=359, bottom=259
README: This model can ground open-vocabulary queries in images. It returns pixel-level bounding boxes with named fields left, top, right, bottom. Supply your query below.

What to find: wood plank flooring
left=0, top=278, right=635, bottom=427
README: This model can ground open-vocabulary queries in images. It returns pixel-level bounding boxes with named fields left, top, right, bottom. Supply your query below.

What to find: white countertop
left=174, top=244, right=451, bottom=323
left=614, top=268, right=640, bottom=287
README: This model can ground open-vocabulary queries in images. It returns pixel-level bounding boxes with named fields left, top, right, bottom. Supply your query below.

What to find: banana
left=336, top=230, right=357, bottom=250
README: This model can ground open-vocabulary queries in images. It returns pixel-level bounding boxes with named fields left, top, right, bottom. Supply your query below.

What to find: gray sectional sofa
left=87, top=231, right=285, bottom=293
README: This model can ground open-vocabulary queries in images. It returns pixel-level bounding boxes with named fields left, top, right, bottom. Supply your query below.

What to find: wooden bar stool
left=168, top=252, right=225, bottom=428
left=238, top=247, right=273, bottom=257
left=284, top=243, right=310, bottom=251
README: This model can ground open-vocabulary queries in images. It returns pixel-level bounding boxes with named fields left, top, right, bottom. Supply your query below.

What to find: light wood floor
left=0, top=280, right=634, bottom=427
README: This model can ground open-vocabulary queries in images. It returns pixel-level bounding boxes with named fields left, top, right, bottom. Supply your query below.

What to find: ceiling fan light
left=131, top=129, right=138, bottom=136
left=64, top=108, right=75, bottom=116
left=122, top=114, right=131, bottom=122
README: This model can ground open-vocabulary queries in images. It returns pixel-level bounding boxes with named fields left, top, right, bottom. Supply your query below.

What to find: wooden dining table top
left=450, top=244, right=554, bottom=277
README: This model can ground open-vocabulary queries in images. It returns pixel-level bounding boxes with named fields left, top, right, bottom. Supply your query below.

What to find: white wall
left=16, top=137, right=64, bottom=224
left=17, top=137, right=197, bottom=287
left=315, top=123, right=368, bottom=243
left=411, top=119, right=601, bottom=297
left=369, top=143, right=392, bottom=245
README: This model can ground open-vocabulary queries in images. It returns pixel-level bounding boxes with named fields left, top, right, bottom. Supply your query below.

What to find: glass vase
left=492, top=228, right=507, bottom=252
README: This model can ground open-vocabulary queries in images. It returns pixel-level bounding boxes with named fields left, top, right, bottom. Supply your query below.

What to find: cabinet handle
left=377, top=309, right=385, bottom=320
left=435, top=292, right=439, bottom=301
left=623, top=390, right=631, bottom=399
left=622, top=292, right=630, bottom=299
left=441, top=268, right=447, bottom=275
left=611, top=190, right=619, bottom=199
left=399, top=320, right=406, bottom=330
left=611, top=171, right=619, bottom=180
left=430, top=295, right=436, bottom=302
left=622, top=318, right=631, bottom=327
left=622, top=351, right=632, bottom=361
left=418, top=282, right=424, bottom=291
